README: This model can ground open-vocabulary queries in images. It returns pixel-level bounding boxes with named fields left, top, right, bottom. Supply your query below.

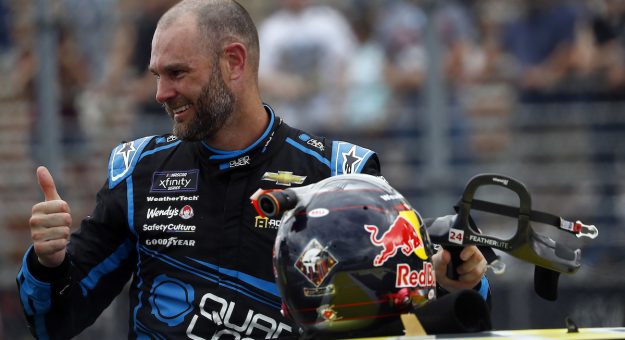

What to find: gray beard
left=172, top=65, right=235, bottom=141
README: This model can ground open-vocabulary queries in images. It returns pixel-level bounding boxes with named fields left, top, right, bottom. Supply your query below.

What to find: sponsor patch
left=262, top=171, right=306, bottom=186
left=230, top=155, right=250, bottom=168
left=145, top=237, right=196, bottom=247
left=396, top=262, right=435, bottom=288
left=380, top=193, right=403, bottom=201
left=151, top=170, right=199, bottom=193
left=254, top=216, right=281, bottom=229
left=179, top=205, right=194, bottom=219
left=364, top=210, right=428, bottom=267
left=341, top=146, right=363, bottom=174
left=331, top=142, right=374, bottom=176
left=143, top=224, right=196, bottom=233
left=308, top=208, right=329, bottom=218
left=303, top=284, right=336, bottom=297
left=147, top=206, right=180, bottom=219
left=299, top=134, right=325, bottom=151
left=109, top=136, right=154, bottom=188
left=146, top=195, right=200, bottom=202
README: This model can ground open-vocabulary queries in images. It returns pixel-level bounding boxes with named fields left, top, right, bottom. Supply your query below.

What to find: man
left=18, top=1, right=489, bottom=339
left=258, top=0, right=356, bottom=131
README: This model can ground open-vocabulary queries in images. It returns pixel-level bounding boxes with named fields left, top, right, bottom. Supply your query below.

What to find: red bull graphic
left=364, top=211, right=428, bottom=267
left=396, top=262, right=435, bottom=288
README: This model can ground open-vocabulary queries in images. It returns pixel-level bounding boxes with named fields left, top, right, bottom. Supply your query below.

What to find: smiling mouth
left=172, top=104, right=191, bottom=115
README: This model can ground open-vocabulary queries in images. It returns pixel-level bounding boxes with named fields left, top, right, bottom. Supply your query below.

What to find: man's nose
left=155, top=78, right=176, bottom=104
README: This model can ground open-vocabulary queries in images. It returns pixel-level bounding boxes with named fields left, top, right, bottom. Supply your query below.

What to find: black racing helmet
left=268, top=174, right=437, bottom=335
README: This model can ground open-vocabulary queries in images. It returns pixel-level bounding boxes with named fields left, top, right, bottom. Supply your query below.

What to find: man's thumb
left=37, top=166, right=61, bottom=201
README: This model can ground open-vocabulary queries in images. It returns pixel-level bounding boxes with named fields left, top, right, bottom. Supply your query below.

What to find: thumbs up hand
left=29, top=166, right=72, bottom=268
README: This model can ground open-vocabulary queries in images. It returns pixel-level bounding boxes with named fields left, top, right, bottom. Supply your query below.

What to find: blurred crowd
left=1, top=0, right=625, bottom=137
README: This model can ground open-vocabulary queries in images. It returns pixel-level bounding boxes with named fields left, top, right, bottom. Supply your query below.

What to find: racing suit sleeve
left=17, top=181, right=136, bottom=340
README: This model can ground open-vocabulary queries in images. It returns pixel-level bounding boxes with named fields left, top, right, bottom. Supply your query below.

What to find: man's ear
left=222, top=42, right=247, bottom=80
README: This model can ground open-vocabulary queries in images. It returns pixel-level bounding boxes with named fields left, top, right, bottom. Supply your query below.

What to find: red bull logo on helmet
left=396, top=262, right=435, bottom=288
left=364, top=210, right=428, bottom=267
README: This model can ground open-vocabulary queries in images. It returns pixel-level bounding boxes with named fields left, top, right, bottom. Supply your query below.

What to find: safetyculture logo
left=364, top=210, right=428, bottom=267
left=262, top=171, right=307, bottom=186
left=142, top=223, right=196, bottom=233
left=295, top=239, right=338, bottom=287
left=150, top=170, right=199, bottom=193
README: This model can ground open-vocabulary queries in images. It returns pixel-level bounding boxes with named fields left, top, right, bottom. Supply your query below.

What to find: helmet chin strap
left=427, top=173, right=599, bottom=301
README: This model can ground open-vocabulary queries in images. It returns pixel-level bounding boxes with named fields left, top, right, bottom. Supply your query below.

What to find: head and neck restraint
left=427, top=173, right=598, bottom=301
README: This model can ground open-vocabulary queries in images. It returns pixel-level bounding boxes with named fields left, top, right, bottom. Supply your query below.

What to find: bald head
left=158, top=0, right=260, bottom=73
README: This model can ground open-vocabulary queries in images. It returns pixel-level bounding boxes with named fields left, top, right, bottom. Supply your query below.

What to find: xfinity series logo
left=151, top=170, right=199, bottom=193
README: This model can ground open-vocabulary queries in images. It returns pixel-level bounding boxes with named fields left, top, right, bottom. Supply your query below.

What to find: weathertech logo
left=262, top=171, right=306, bottom=186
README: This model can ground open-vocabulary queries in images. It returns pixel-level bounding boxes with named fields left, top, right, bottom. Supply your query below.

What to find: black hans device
left=427, top=173, right=598, bottom=301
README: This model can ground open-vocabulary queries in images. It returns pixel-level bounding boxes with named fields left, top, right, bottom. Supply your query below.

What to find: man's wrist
left=26, top=247, right=70, bottom=282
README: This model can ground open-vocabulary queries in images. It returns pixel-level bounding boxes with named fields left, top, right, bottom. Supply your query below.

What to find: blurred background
left=1, top=0, right=624, bottom=338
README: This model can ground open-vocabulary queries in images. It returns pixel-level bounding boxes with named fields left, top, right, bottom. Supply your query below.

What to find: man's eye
left=172, top=70, right=185, bottom=78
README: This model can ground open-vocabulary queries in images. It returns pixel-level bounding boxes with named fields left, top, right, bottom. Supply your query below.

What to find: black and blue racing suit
left=16, top=105, right=385, bottom=339
left=17, top=105, right=490, bottom=339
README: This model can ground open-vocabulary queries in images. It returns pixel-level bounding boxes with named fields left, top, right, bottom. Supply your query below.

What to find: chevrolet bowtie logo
left=262, top=171, right=307, bottom=186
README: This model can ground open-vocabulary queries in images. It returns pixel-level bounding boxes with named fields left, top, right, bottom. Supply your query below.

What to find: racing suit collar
left=200, top=104, right=285, bottom=171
